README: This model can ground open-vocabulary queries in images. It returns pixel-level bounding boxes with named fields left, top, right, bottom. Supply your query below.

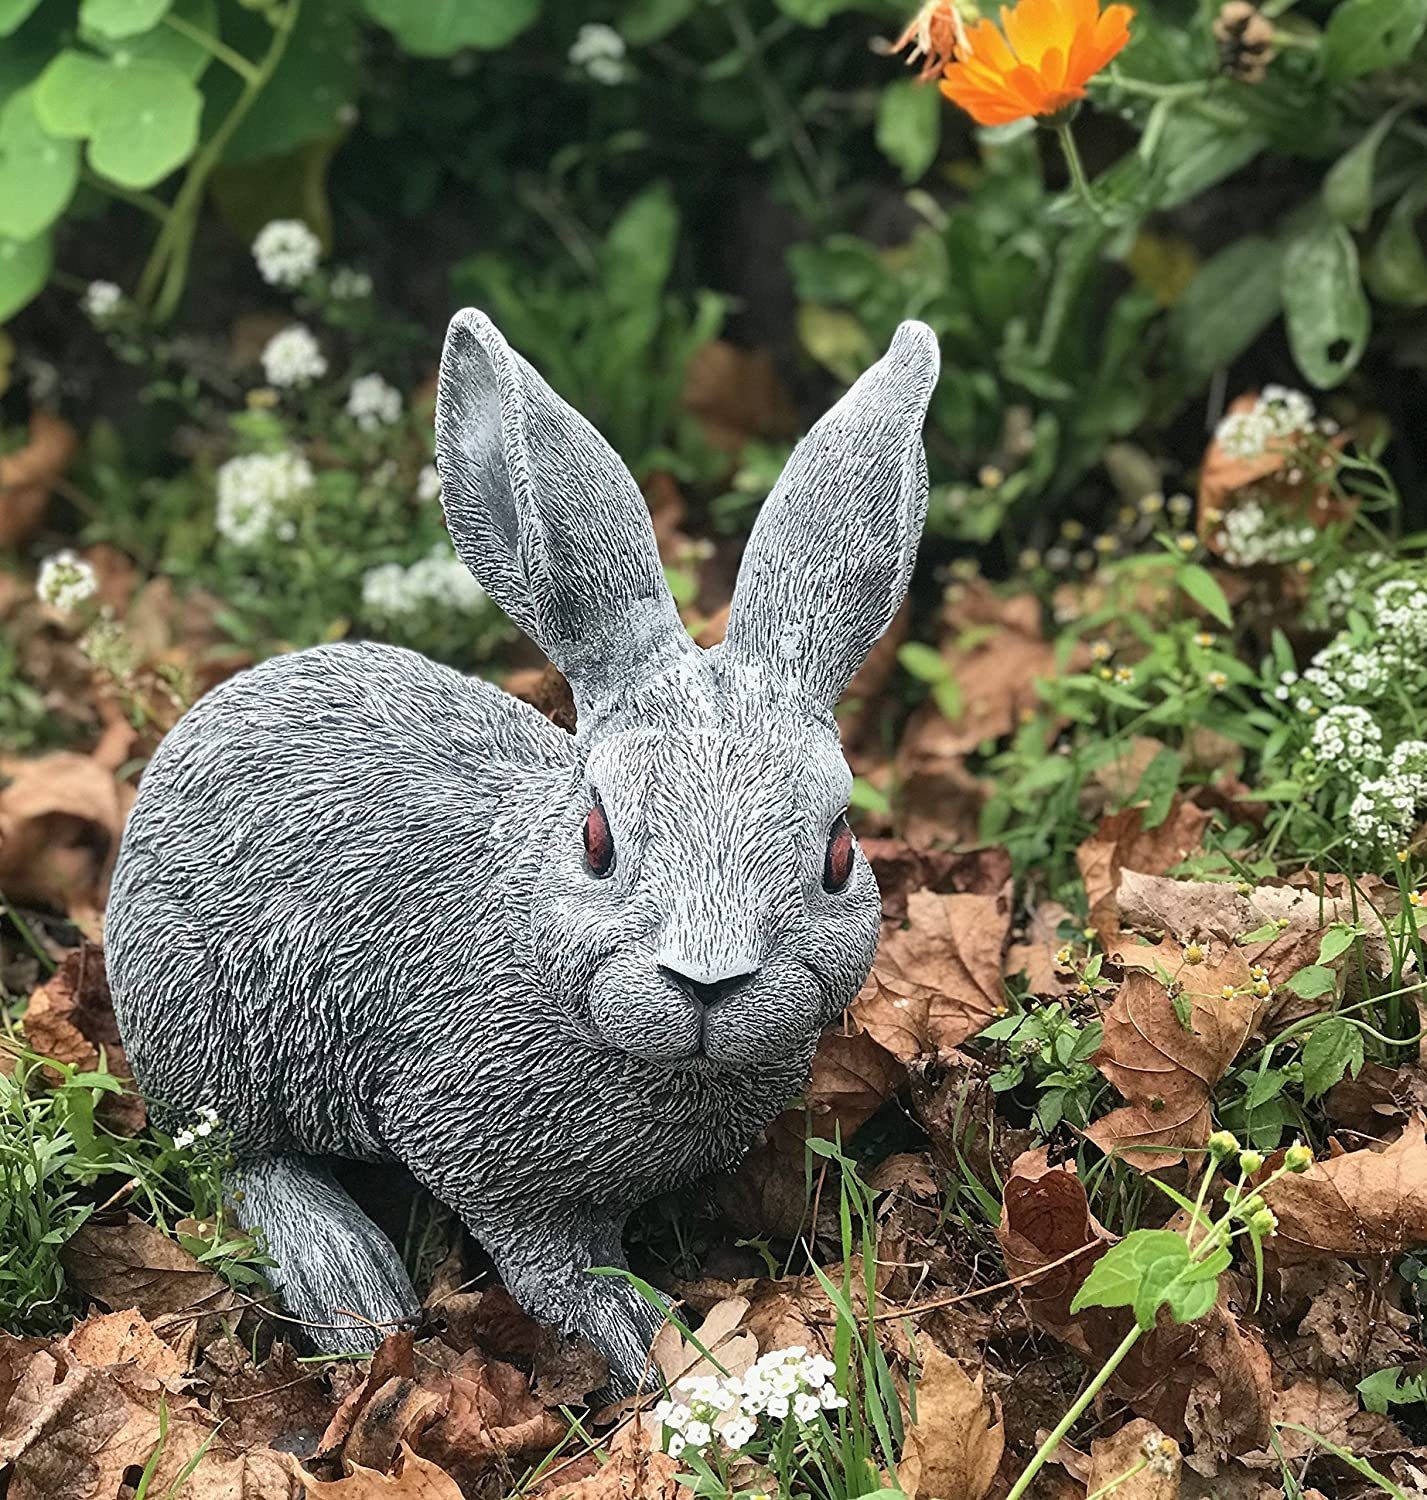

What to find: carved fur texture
left=105, top=309, right=940, bottom=1394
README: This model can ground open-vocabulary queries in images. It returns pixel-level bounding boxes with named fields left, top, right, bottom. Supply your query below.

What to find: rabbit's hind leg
left=230, top=1154, right=420, bottom=1354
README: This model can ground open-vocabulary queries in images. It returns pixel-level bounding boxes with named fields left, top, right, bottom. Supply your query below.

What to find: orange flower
left=939, top=0, right=1133, bottom=126
left=894, top=1, right=971, bottom=81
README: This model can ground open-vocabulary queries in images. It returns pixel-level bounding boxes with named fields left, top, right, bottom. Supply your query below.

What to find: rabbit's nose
left=659, top=963, right=760, bottom=1008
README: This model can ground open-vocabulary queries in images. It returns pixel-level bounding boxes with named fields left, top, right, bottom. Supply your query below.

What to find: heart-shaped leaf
left=0, top=87, right=79, bottom=239
left=0, top=227, right=50, bottom=319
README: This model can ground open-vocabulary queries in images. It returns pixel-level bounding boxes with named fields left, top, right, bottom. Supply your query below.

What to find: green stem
left=137, top=0, right=301, bottom=320
left=161, top=9, right=260, bottom=81
left=1005, top=1323, right=1144, bottom=1500
left=81, top=167, right=170, bottom=223
left=1087, top=1458, right=1151, bottom=1500
left=1055, top=121, right=1099, bottom=216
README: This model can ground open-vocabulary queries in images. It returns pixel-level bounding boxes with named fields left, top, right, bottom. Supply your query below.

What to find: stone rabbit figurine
left=105, top=308, right=940, bottom=1395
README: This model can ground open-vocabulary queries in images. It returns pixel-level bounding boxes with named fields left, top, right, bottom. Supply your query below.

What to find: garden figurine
left=105, top=308, right=940, bottom=1395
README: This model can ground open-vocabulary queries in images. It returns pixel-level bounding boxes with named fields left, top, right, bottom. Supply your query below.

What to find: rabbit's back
left=106, top=641, right=575, bottom=1155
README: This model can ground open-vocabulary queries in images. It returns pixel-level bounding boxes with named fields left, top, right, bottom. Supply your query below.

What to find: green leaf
left=602, top=183, right=678, bottom=311
left=88, top=61, right=202, bottom=188
left=1358, top=1366, right=1427, bottom=1413
left=89, top=0, right=217, bottom=80
left=1239, top=920, right=1281, bottom=944
left=1302, top=1015, right=1364, bottom=1101
left=1285, top=964, right=1337, bottom=1000
left=1176, top=564, right=1232, bottom=627
left=80, top=0, right=171, bottom=38
left=1135, top=747, right=1183, bottom=829
left=1365, top=180, right=1427, bottom=308
left=875, top=79, right=941, bottom=184
left=1281, top=218, right=1370, bottom=388
left=898, top=642, right=948, bottom=684
left=1317, top=925, right=1359, bottom=964
left=0, top=87, right=79, bottom=239
left=0, top=0, right=42, bottom=36
left=772, top=0, right=860, bottom=23
left=620, top=0, right=695, bottom=43
left=1323, top=107, right=1404, bottom=232
left=932, top=677, right=963, bottom=721
left=797, top=302, right=873, bottom=383
left=33, top=51, right=110, bottom=137
left=1071, top=1229, right=1227, bottom=1331
left=0, top=227, right=49, bottom=319
left=359, top=0, right=539, bottom=54
left=1323, top=0, right=1427, bottom=82
left=1167, top=235, right=1283, bottom=385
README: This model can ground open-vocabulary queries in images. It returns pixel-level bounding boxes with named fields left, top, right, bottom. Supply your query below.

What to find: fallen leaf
left=1076, top=800, right=1211, bottom=935
left=650, top=1296, right=756, bottom=1395
left=681, top=340, right=797, bottom=453
left=862, top=839, right=1012, bottom=923
left=420, top=1351, right=569, bottom=1489
left=1087, top=957, right=1258, bottom=1171
left=1006, top=900, right=1077, bottom=998
left=853, top=886, right=1013, bottom=1062
left=292, top=1443, right=464, bottom=1498
left=61, top=1218, right=239, bottom=1366
left=20, top=943, right=145, bottom=1133
left=893, top=708, right=993, bottom=847
left=1085, top=1420, right=1179, bottom=1499
left=897, top=1340, right=1003, bottom=1500
left=1264, top=1116, right=1427, bottom=1259
left=530, top=1415, right=682, bottom=1500
left=0, top=410, right=76, bottom=548
left=58, top=1308, right=184, bottom=1384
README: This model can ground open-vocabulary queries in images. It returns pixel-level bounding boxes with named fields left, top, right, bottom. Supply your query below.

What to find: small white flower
left=793, top=1391, right=821, bottom=1422
left=720, top=1415, right=757, bottom=1450
left=361, top=547, right=486, bottom=622
left=253, top=219, right=321, bottom=288
left=172, top=1129, right=195, bottom=1150
left=416, top=463, right=442, bottom=503
left=665, top=1432, right=686, bottom=1458
left=683, top=1420, right=712, bottom=1450
left=215, top=450, right=315, bottom=548
left=36, top=549, right=98, bottom=612
left=82, top=280, right=122, bottom=321
left=346, top=372, right=402, bottom=432
left=569, top=22, right=626, bottom=83
left=328, top=265, right=372, bottom=300
left=1215, top=409, right=1275, bottom=461
left=261, top=324, right=327, bottom=389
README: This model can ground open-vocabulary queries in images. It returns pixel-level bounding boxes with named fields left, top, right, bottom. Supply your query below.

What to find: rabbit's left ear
left=436, top=308, right=693, bottom=711
left=722, top=321, right=940, bottom=709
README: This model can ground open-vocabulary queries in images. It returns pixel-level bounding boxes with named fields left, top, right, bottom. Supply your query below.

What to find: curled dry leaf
left=1263, top=1116, right=1427, bottom=1259
left=292, top=1443, right=464, bottom=1498
left=1086, top=1420, right=1180, bottom=1500
left=57, top=1308, right=185, bottom=1385
left=20, top=942, right=145, bottom=1134
left=1088, top=956, right=1259, bottom=1171
left=529, top=1414, right=683, bottom=1500
left=0, top=751, right=132, bottom=932
left=896, top=1339, right=1004, bottom=1500
left=1077, top=799, right=1211, bottom=935
left=0, top=410, right=77, bottom=548
left=852, top=886, right=1012, bottom=1063
left=650, top=1295, right=756, bottom=1395
left=1006, top=900, right=1076, bottom=998
left=862, top=838, right=1012, bottom=923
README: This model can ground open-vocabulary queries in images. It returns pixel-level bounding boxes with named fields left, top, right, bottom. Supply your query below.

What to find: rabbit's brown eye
left=584, top=799, right=615, bottom=878
left=823, top=814, right=855, bottom=894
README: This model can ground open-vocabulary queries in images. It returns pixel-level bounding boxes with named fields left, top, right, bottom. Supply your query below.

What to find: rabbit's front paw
left=565, top=1276, right=669, bottom=1399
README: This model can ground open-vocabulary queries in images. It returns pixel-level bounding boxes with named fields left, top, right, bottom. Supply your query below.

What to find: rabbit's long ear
left=436, top=308, right=692, bottom=709
left=722, top=321, right=940, bottom=709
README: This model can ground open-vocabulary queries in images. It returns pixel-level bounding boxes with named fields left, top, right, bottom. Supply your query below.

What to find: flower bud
left=1207, top=1129, right=1240, bottom=1160
left=1238, top=1149, right=1264, bottom=1175
left=1284, top=1142, right=1313, bottom=1173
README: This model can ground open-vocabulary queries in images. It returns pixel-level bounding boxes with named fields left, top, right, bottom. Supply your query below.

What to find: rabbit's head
left=436, top=311, right=939, bottom=1073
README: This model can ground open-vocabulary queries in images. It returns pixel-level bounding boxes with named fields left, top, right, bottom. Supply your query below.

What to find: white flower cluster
left=569, top=22, right=626, bottom=83
left=253, top=219, right=321, bottom=288
left=1215, top=499, right=1316, bottom=568
left=362, top=547, right=486, bottom=620
left=1308, top=705, right=1382, bottom=764
left=82, top=280, right=122, bottom=322
left=416, top=463, right=442, bottom=503
left=329, top=265, right=372, bottom=301
left=172, top=1105, right=220, bottom=1151
left=1214, top=384, right=1315, bottom=460
left=36, top=549, right=98, bottom=611
left=654, top=1347, right=846, bottom=1459
left=1349, top=741, right=1427, bottom=852
left=261, top=324, right=327, bottom=389
left=216, top=450, right=314, bottom=548
left=1371, top=578, right=1427, bottom=647
left=346, top=373, right=402, bottom=431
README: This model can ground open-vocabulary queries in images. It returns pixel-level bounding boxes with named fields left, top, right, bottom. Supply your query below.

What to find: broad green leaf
left=0, top=0, right=42, bottom=36
left=1358, top=1366, right=1427, bottom=1413
left=898, top=642, right=948, bottom=683
left=1135, top=747, right=1183, bottom=829
left=86, top=61, right=202, bottom=188
left=0, top=87, right=79, bottom=239
left=1302, top=1015, right=1364, bottom=1101
left=876, top=79, right=941, bottom=184
left=1239, top=920, right=1281, bottom=943
left=89, top=0, right=218, bottom=80
left=1282, top=218, right=1369, bottom=388
left=1284, top=963, right=1337, bottom=1000
left=602, top=183, right=678, bottom=311
left=1365, top=181, right=1427, bottom=308
left=0, top=227, right=49, bottom=318
left=1317, top=925, right=1359, bottom=964
left=359, top=0, right=539, bottom=54
left=1323, top=0, right=1427, bottom=82
left=33, top=51, right=111, bottom=137
left=1168, top=236, right=1283, bottom=386
left=80, top=0, right=171, bottom=38
left=1323, top=107, right=1404, bottom=231
left=932, top=677, right=963, bottom=720
left=1243, top=1067, right=1288, bottom=1109
left=772, top=0, right=861, bottom=23
left=1176, top=564, right=1232, bottom=627
left=620, top=0, right=695, bottom=43
left=1071, top=1230, right=1209, bottom=1330
left=798, top=302, right=872, bottom=383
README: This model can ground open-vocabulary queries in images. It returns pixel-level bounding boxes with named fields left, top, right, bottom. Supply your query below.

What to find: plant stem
left=137, top=0, right=301, bottom=320
left=81, top=168, right=170, bottom=223
left=162, top=9, right=260, bottom=81
left=1055, top=122, right=1099, bottom=216
left=1004, top=1323, right=1144, bottom=1500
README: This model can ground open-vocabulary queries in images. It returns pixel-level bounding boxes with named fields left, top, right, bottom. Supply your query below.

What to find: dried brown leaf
left=1076, top=800, right=1210, bottom=934
left=1085, top=1420, right=1179, bottom=1500
left=291, top=1444, right=464, bottom=1498
left=57, top=1308, right=185, bottom=1384
left=896, top=1340, right=1003, bottom=1500
left=1006, top=900, right=1076, bottom=998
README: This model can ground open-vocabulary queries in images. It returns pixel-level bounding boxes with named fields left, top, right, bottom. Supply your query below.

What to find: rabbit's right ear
left=436, top=309, right=693, bottom=711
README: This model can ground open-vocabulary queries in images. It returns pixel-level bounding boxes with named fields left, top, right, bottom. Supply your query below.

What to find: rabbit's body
left=107, top=310, right=939, bottom=1394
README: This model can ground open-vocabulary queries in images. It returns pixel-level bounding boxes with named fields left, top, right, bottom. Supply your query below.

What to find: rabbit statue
left=105, top=308, right=940, bottom=1396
